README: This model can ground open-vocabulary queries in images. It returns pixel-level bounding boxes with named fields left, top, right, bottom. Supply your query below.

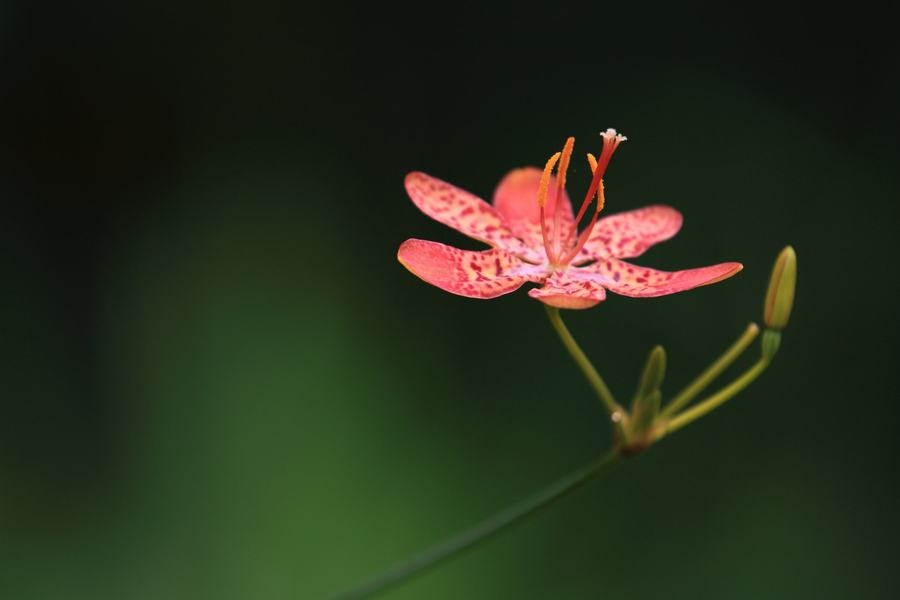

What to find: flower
left=398, top=130, right=742, bottom=309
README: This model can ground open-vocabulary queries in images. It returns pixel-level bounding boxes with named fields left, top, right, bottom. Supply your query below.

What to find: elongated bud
left=764, top=246, right=797, bottom=331
left=631, top=346, right=666, bottom=432
left=636, top=345, right=666, bottom=401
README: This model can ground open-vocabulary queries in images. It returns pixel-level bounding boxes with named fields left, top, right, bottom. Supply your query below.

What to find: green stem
left=660, top=323, right=759, bottom=419
left=544, top=306, right=622, bottom=417
left=327, top=451, right=620, bottom=600
left=665, top=357, right=769, bottom=435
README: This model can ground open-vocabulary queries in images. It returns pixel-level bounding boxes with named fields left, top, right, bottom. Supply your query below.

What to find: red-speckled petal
left=405, top=172, right=540, bottom=260
left=527, top=271, right=607, bottom=309
left=578, top=258, right=742, bottom=298
left=398, top=238, right=544, bottom=300
left=493, top=167, right=574, bottom=253
left=574, top=205, right=683, bottom=262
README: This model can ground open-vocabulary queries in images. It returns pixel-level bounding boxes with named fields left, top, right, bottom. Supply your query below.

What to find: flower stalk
left=660, top=322, right=760, bottom=419
left=664, top=357, right=770, bottom=434
left=327, top=451, right=620, bottom=600
left=544, top=306, right=623, bottom=419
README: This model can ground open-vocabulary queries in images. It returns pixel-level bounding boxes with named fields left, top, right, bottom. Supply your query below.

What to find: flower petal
left=493, top=167, right=574, bottom=253
left=398, top=239, right=543, bottom=300
left=574, top=205, right=683, bottom=262
left=579, top=258, right=742, bottom=298
left=527, top=271, right=607, bottom=310
left=405, top=172, right=538, bottom=259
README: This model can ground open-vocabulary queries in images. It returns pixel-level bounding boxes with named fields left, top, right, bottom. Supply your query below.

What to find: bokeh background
left=2, top=2, right=898, bottom=598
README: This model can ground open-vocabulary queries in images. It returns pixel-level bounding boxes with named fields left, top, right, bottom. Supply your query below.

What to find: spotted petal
left=574, top=205, right=683, bottom=263
left=527, top=271, right=608, bottom=310
left=579, top=258, right=742, bottom=298
left=405, top=172, right=539, bottom=260
left=398, top=239, right=543, bottom=300
left=493, top=167, right=574, bottom=253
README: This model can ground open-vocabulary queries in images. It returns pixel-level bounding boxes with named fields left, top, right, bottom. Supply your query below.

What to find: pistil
left=561, top=129, right=626, bottom=265
left=572, top=129, right=625, bottom=226
left=559, top=178, right=605, bottom=265
left=538, top=129, right=626, bottom=269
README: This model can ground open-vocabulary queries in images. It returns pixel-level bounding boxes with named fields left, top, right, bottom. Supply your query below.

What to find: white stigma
left=602, top=128, right=627, bottom=144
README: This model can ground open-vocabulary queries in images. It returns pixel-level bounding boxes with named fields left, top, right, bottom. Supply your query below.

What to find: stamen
left=552, top=137, right=575, bottom=258
left=537, top=152, right=561, bottom=264
left=537, top=152, right=561, bottom=207
left=586, top=154, right=604, bottom=213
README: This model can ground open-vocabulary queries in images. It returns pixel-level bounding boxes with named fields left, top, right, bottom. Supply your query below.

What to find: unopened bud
left=631, top=346, right=666, bottom=431
left=636, top=345, right=666, bottom=401
left=763, top=246, right=797, bottom=331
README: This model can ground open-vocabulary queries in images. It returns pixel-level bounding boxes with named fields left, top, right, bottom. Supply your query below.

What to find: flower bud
left=635, top=345, right=666, bottom=402
left=630, top=346, right=666, bottom=432
left=763, top=246, right=797, bottom=331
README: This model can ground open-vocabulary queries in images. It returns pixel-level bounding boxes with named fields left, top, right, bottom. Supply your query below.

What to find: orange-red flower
left=398, top=130, right=741, bottom=309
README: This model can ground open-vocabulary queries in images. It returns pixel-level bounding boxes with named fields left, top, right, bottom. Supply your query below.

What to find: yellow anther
left=595, top=179, right=605, bottom=214
left=537, top=152, right=561, bottom=207
left=582, top=154, right=604, bottom=213
left=552, top=137, right=576, bottom=257
left=557, top=137, right=575, bottom=190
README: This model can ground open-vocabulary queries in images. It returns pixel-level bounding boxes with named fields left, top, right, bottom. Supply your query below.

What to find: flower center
left=536, top=129, right=627, bottom=269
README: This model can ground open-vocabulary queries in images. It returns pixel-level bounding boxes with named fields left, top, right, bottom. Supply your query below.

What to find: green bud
left=764, top=246, right=797, bottom=331
left=636, top=345, right=666, bottom=401
left=631, top=346, right=666, bottom=431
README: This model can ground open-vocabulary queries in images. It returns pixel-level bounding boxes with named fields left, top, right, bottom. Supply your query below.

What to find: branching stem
left=661, top=322, right=759, bottom=418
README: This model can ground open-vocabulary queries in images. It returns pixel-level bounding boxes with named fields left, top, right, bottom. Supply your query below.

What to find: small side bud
left=630, top=346, right=666, bottom=432
left=764, top=246, right=797, bottom=331
left=636, top=345, right=666, bottom=401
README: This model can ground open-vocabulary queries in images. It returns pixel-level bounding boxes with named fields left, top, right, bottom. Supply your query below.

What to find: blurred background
left=2, top=1, right=898, bottom=598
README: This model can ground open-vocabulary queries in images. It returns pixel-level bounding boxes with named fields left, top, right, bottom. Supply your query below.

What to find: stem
left=327, top=451, right=620, bottom=600
left=544, top=306, right=622, bottom=417
left=664, top=357, right=770, bottom=435
left=660, top=323, right=759, bottom=419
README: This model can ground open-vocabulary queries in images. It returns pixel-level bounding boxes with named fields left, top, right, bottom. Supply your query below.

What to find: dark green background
left=2, top=2, right=898, bottom=598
